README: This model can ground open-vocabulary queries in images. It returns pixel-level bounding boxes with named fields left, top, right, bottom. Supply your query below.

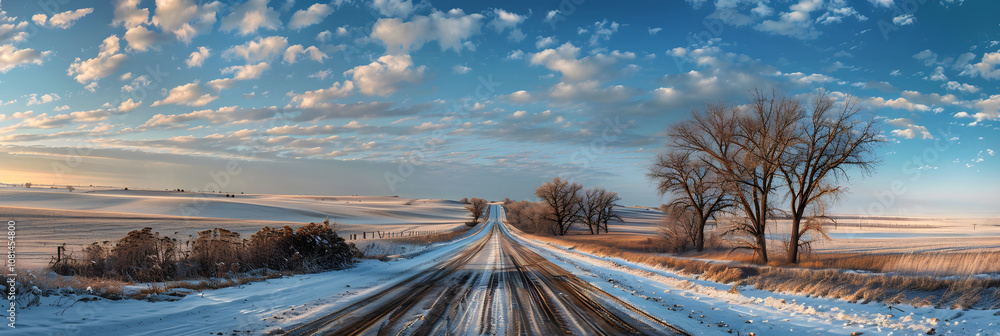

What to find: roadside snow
left=504, top=224, right=1000, bottom=336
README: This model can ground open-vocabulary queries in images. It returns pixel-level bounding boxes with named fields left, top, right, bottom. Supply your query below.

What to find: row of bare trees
left=504, top=177, right=622, bottom=236
left=648, top=89, right=883, bottom=263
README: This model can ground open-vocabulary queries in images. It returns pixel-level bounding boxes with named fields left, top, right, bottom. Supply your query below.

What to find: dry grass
left=392, top=226, right=471, bottom=245
left=798, top=252, right=1000, bottom=277
left=519, top=230, right=1000, bottom=309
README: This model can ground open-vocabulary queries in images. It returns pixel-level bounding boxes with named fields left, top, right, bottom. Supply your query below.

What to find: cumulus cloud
left=756, top=0, right=823, bottom=39
left=893, top=13, right=915, bottom=26
left=504, top=49, right=524, bottom=61
left=944, top=80, right=979, bottom=94
left=345, top=54, right=425, bottom=96
left=371, top=9, right=484, bottom=54
left=112, top=0, right=150, bottom=28
left=535, top=36, right=557, bottom=49
left=288, top=81, right=355, bottom=108
left=220, top=0, right=281, bottom=36
left=452, top=64, right=471, bottom=74
left=887, top=118, right=933, bottom=140
left=283, top=44, right=328, bottom=64
left=547, top=80, right=638, bottom=103
left=488, top=9, right=527, bottom=42
left=186, top=46, right=211, bottom=67
left=223, top=36, right=288, bottom=62
left=370, top=0, right=426, bottom=18
left=781, top=71, right=835, bottom=84
left=151, top=82, right=218, bottom=107
left=289, top=3, right=334, bottom=30
left=867, top=96, right=930, bottom=112
left=970, top=51, right=1000, bottom=80
left=0, top=20, right=29, bottom=43
left=152, top=0, right=223, bottom=43
left=26, top=93, right=61, bottom=106
left=0, top=45, right=50, bottom=73
left=124, top=25, right=161, bottom=52
left=67, top=35, right=128, bottom=84
left=117, top=98, right=142, bottom=112
left=529, top=42, right=635, bottom=82
left=221, top=62, right=270, bottom=80
left=33, top=8, right=94, bottom=29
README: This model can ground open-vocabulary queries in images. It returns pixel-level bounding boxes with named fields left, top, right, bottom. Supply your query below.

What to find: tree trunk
left=787, top=216, right=801, bottom=264
left=695, top=221, right=705, bottom=252
left=756, top=233, right=768, bottom=263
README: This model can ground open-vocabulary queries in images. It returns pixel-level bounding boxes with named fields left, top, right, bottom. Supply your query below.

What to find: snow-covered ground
left=14, top=204, right=1000, bottom=335
left=1, top=186, right=467, bottom=269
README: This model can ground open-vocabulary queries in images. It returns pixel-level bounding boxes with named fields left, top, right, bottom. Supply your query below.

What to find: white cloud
left=488, top=9, right=527, bottom=42
left=782, top=71, right=835, bottom=84
left=151, top=82, right=218, bottom=107
left=548, top=80, right=638, bottom=103
left=944, top=81, right=979, bottom=94
left=283, top=44, right=328, bottom=64
left=220, top=0, right=281, bottom=36
left=504, top=90, right=533, bottom=104
left=928, top=66, right=947, bottom=81
left=913, top=49, right=937, bottom=66
left=371, top=9, right=485, bottom=54
left=587, top=19, right=619, bottom=47
left=117, top=98, right=142, bottom=112
left=504, top=49, right=524, bottom=61
left=371, top=0, right=424, bottom=18
left=112, top=0, right=150, bottom=28
left=223, top=36, right=288, bottom=62
left=152, top=0, right=222, bottom=43
left=186, top=46, right=211, bottom=67
left=648, top=27, right=663, bottom=35
left=0, top=20, right=29, bottom=43
left=33, top=8, right=94, bottom=29
left=288, top=81, right=355, bottom=108
left=535, top=36, right=557, bottom=49
left=530, top=42, right=635, bottom=82
left=970, top=51, right=1000, bottom=80
left=345, top=54, right=425, bottom=96
left=53, top=105, right=70, bottom=111
left=308, top=70, right=335, bottom=81
left=893, top=13, right=915, bottom=26
left=316, top=30, right=332, bottom=43
left=452, top=64, right=471, bottom=74
left=26, top=93, right=61, bottom=106
left=0, top=45, right=49, bottom=73
left=867, top=96, right=930, bottom=112
left=289, top=3, right=334, bottom=29
left=868, top=0, right=894, bottom=7
left=221, top=62, right=270, bottom=80
left=887, top=118, right=933, bottom=140
left=755, top=0, right=823, bottom=40
left=67, top=35, right=128, bottom=84
left=124, top=25, right=161, bottom=52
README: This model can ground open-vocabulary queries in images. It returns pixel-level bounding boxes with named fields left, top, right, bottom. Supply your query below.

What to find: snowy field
left=13, top=205, right=1000, bottom=335
left=1, top=185, right=468, bottom=269
left=568, top=206, right=1000, bottom=255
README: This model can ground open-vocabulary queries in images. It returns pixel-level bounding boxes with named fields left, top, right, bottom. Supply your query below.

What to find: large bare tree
left=669, top=90, right=802, bottom=263
left=648, top=151, right=730, bottom=251
left=535, top=177, right=583, bottom=236
left=778, top=92, right=882, bottom=263
left=579, top=187, right=622, bottom=234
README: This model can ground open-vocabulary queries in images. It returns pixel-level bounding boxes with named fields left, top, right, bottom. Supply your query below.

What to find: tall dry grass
left=799, top=252, right=1000, bottom=277
left=520, top=231, right=1000, bottom=309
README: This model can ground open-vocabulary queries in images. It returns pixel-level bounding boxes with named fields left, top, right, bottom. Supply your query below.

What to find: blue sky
left=0, top=0, right=997, bottom=216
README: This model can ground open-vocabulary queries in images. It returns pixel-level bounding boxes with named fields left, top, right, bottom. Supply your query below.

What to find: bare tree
left=534, top=177, right=583, bottom=236
left=579, top=187, right=622, bottom=234
left=658, top=203, right=700, bottom=252
left=778, top=92, right=883, bottom=263
left=648, top=151, right=731, bottom=251
left=24, top=182, right=32, bottom=188
left=503, top=200, right=551, bottom=234
left=669, top=89, right=801, bottom=263
left=465, top=197, right=489, bottom=225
